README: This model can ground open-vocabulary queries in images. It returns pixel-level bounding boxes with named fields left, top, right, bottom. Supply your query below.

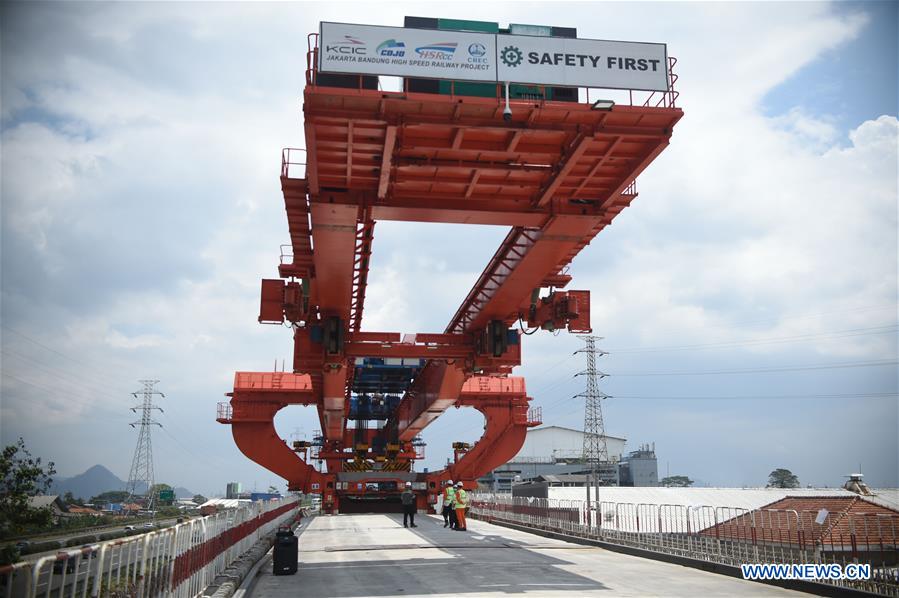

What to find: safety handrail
left=281, top=147, right=307, bottom=179
left=469, top=495, right=899, bottom=596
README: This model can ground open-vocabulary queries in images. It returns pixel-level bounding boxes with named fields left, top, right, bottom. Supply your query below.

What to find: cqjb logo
left=377, top=39, right=406, bottom=57
left=415, top=42, right=457, bottom=60
left=326, top=35, right=366, bottom=54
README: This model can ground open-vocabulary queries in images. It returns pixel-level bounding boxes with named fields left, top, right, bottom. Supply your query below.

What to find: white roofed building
left=513, top=426, right=627, bottom=463
left=479, top=426, right=631, bottom=493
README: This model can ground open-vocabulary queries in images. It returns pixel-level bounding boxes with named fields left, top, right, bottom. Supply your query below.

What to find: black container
left=273, top=529, right=298, bottom=575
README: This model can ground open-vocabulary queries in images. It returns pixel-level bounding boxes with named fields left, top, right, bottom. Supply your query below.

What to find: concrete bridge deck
left=249, top=513, right=805, bottom=597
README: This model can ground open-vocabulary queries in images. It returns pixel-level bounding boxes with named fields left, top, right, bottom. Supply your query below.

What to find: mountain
left=53, top=465, right=128, bottom=500
left=52, top=465, right=192, bottom=501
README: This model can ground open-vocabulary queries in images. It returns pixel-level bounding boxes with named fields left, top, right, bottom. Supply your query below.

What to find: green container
left=437, top=18, right=498, bottom=33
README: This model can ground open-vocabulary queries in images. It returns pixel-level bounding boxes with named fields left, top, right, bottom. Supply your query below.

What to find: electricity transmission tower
left=575, top=336, right=610, bottom=524
left=125, top=380, right=164, bottom=512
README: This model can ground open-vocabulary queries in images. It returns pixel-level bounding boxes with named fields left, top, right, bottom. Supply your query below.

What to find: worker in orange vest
left=454, top=481, right=468, bottom=531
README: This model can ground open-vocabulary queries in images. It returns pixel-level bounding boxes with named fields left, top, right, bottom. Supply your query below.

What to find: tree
left=0, top=438, right=56, bottom=543
left=62, top=491, right=82, bottom=506
left=148, top=483, right=173, bottom=504
left=91, top=490, right=130, bottom=504
left=767, top=468, right=800, bottom=488
left=193, top=494, right=208, bottom=505
left=660, top=475, right=694, bottom=487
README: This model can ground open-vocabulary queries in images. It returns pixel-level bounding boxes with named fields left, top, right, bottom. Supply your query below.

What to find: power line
left=605, top=324, right=897, bottom=354
left=1, top=324, right=139, bottom=387
left=610, top=359, right=899, bottom=377
left=1, top=348, right=133, bottom=402
left=1, top=371, right=132, bottom=419
left=608, top=392, right=897, bottom=400
left=540, top=392, right=897, bottom=425
left=606, top=302, right=898, bottom=341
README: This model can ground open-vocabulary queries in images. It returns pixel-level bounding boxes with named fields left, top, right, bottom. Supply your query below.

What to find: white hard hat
left=405, top=482, right=412, bottom=487
left=446, top=479, right=453, bottom=485
left=455, top=482, right=463, bottom=487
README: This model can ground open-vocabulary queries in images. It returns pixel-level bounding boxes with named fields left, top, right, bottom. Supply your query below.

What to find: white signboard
left=496, top=34, right=668, bottom=91
left=320, top=22, right=497, bottom=82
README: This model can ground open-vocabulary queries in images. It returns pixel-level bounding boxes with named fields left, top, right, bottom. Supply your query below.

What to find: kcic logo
left=326, top=35, right=366, bottom=55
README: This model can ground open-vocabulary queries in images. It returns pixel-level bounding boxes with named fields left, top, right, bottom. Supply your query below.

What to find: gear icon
left=500, top=45, right=523, bottom=68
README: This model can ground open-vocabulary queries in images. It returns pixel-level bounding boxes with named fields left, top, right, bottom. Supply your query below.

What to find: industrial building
left=618, top=444, right=659, bottom=487
left=225, top=482, right=242, bottom=499
left=479, top=426, right=664, bottom=492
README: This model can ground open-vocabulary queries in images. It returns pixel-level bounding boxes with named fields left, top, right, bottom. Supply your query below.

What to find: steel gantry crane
left=217, top=21, right=682, bottom=513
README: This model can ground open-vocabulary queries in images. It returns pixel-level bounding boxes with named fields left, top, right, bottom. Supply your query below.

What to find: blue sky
left=1, top=2, right=896, bottom=497
left=763, top=0, right=897, bottom=135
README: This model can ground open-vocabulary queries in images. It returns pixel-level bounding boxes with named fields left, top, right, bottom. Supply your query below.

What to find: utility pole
left=125, top=380, right=164, bottom=516
left=575, top=336, right=610, bottom=528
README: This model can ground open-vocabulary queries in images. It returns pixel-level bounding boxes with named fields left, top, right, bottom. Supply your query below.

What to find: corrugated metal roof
left=537, top=487, right=892, bottom=534
left=528, top=425, right=627, bottom=441
left=199, top=498, right=251, bottom=509
left=28, top=495, right=65, bottom=510
left=547, top=486, right=858, bottom=509
left=861, top=488, right=899, bottom=511
left=700, top=496, right=899, bottom=544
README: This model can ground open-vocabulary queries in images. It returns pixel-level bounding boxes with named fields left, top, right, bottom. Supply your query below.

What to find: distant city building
left=225, top=482, right=242, bottom=499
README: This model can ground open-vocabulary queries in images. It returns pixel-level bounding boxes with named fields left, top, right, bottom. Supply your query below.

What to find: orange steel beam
left=377, top=125, right=397, bottom=199
left=390, top=361, right=467, bottom=442
left=309, top=200, right=357, bottom=315
left=227, top=372, right=326, bottom=493
left=307, top=199, right=358, bottom=441
left=535, top=133, right=590, bottom=206
left=316, top=189, right=608, bottom=227
left=279, top=177, right=314, bottom=279
left=303, top=122, right=320, bottom=195
left=426, top=376, right=532, bottom=486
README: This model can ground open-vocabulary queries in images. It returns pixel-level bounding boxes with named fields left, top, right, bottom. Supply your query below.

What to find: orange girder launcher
left=217, top=20, right=682, bottom=513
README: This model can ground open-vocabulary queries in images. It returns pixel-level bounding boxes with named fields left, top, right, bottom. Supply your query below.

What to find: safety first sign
left=319, top=22, right=670, bottom=92
left=496, top=34, right=667, bottom=92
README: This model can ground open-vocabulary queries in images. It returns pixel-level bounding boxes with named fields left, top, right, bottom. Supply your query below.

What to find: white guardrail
left=470, top=494, right=899, bottom=597
left=0, top=498, right=300, bottom=598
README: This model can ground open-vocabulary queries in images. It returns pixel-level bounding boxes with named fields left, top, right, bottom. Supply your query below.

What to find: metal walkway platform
left=249, top=514, right=804, bottom=597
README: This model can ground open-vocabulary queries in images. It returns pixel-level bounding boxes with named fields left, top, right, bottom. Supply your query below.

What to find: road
left=11, top=518, right=180, bottom=564
left=249, top=513, right=807, bottom=597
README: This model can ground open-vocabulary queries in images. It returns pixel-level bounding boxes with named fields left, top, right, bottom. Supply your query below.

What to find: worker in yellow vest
left=442, top=479, right=457, bottom=528
left=454, top=481, right=468, bottom=531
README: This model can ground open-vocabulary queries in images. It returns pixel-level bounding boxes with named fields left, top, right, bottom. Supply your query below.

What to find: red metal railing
left=216, top=402, right=232, bottom=423
left=281, top=147, right=306, bottom=178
